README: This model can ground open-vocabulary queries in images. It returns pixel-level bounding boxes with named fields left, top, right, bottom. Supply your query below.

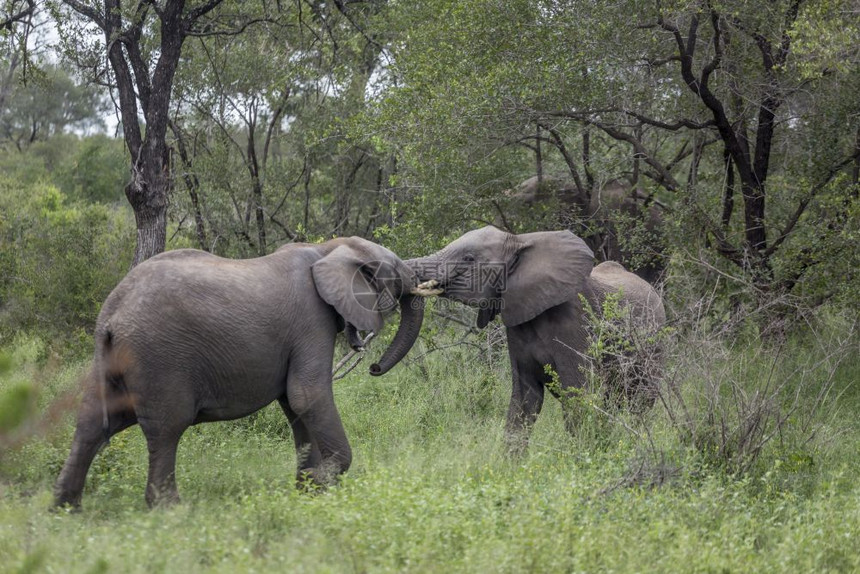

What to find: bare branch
left=585, top=118, right=681, bottom=192
left=187, top=17, right=274, bottom=37
left=624, top=111, right=716, bottom=131
left=537, top=122, right=585, bottom=195
left=61, top=0, right=104, bottom=29
left=0, top=0, right=35, bottom=29
left=185, top=0, right=226, bottom=23
left=332, top=331, right=376, bottom=379
left=766, top=150, right=860, bottom=257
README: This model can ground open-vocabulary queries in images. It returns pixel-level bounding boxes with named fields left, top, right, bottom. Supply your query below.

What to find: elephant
left=54, top=237, right=427, bottom=509
left=500, top=175, right=666, bottom=284
left=408, top=226, right=665, bottom=449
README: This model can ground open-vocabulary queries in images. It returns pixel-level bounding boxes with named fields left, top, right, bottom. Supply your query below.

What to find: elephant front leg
left=277, top=397, right=323, bottom=484
left=286, top=362, right=352, bottom=489
left=504, top=363, right=545, bottom=455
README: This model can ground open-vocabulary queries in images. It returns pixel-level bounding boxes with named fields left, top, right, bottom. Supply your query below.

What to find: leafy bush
left=0, top=320, right=858, bottom=572
left=0, top=135, right=128, bottom=205
left=0, top=175, right=133, bottom=348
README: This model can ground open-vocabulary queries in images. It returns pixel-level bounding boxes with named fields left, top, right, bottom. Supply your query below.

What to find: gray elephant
left=501, top=176, right=666, bottom=284
left=54, top=237, right=426, bottom=509
left=408, top=226, right=665, bottom=448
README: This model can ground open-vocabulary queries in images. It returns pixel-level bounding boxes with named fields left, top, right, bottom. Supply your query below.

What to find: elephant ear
left=312, top=244, right=399, bottom=332
left=501, top=230, right=594, bottom=327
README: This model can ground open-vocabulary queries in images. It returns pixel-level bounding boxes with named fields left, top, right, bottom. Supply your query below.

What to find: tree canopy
left=1, top=0, right=858, bottom=311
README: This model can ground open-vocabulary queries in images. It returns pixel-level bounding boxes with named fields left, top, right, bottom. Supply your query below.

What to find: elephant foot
left=145, top=486, right=181, bottom=509
left=295, top=461, right=344, bottom=492
left=504, top=431, right=530, bottom=458
left=51, top=493, right=83, bottom=513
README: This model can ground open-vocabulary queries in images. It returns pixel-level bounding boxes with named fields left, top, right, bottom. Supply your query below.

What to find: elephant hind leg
left=54, top=381, right=137, bottom=509
left=136, top=387, right=194, bottom=508
left=138, top=417, right=188, bottom=508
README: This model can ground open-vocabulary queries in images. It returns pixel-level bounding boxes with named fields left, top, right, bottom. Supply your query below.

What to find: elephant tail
left=95, top=326, right=133, bottom=445
left=97, top=328, right=115, bottom=444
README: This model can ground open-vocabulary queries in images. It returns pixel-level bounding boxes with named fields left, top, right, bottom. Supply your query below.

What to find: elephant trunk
left=369, top=293, right=425, bottom=376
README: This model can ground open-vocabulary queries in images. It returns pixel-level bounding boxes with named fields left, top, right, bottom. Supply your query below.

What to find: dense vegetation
left=1, top=0, right=858, bottom=571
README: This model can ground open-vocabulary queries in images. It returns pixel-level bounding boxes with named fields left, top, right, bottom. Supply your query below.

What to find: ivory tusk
left=411, top=287, right=444, bottom=297
left=411, top=279, right=443, bottom=297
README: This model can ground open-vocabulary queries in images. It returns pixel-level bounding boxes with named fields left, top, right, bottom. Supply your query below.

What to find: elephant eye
left=462, top=254, right=475, bottom=263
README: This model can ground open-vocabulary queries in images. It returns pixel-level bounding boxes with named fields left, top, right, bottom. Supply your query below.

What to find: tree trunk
left=582, top=128, right=594, bottom=202
left=535, top=123, right=543, bottom=185
left=127, top=168, right=169, bottom=268
left=721, top=147, right=735, bottom=229
left=170, top=121, right=208, bottom=251
left=253, top=180, right=266, bottom=256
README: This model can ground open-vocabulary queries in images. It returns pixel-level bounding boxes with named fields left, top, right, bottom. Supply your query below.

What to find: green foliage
left=53, top=135, right=129, bottom=204
left=366, top=0, right=860, bottom=303
left=0, top=63, right=105, bottom=149
left=0, top=145, right=133, bottom=345
left=0, top=134, right=128, bottom=204
left=162, top=0, right=401, bottom=257
left=0, top=382, right=34, bottom=433
left=0, top=320, right=858, bottom=572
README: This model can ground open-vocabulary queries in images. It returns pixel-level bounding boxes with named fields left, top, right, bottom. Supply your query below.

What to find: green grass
left=1, top=329, right=859, bottom=573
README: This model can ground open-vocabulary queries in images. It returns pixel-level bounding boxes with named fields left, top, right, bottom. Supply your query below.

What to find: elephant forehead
left=461, top=226, right=505, bottom=241
left=331, top=236, right=396, bottom=259
left=449, top=226, right=509, bottom=252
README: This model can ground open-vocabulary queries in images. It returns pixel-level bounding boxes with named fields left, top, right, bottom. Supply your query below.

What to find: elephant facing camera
left=408, top=226, right=665, bottom=451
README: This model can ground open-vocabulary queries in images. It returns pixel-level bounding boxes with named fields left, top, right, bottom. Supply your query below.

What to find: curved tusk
left=411, top=279, right=443, bottom=297
left=411, top=287, right=444, bottom=297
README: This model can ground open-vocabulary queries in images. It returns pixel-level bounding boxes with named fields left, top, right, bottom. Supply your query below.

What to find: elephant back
left=590, top=261, right=665, bottom=332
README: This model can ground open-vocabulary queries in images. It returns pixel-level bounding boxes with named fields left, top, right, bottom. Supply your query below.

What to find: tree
left=175, top=14, right=302, bottom=255
left=57, top=0, right=228, bottom=267
left=0, top=63, right=104, bottom=149
left=1, top=0, right=43, bottom=118
left=371, top=0, right=860, bottom=297
left=165, top=0, right=395, bottom=256
left=0, top=0, right=34, bottom=29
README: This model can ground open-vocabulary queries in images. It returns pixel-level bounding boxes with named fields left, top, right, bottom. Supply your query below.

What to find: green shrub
left=0, top=321, right=857, bottom=572
left=0, top=177, right=133, bottom=347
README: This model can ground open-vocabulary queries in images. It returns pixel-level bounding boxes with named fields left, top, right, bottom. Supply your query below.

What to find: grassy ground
left=1, top=325, right=859, bottom=573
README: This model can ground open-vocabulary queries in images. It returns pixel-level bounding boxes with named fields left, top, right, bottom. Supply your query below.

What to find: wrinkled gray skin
left=503, top=176, right=666, bottom=284
left=409, top=226, right=665, bottom=450
left=54, top=237, right=424, bottom=509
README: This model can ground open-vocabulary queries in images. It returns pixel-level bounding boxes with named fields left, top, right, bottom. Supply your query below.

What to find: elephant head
left=408, top=226, right=594, bottom=328
left=310, top=238, right=426, bottom=376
